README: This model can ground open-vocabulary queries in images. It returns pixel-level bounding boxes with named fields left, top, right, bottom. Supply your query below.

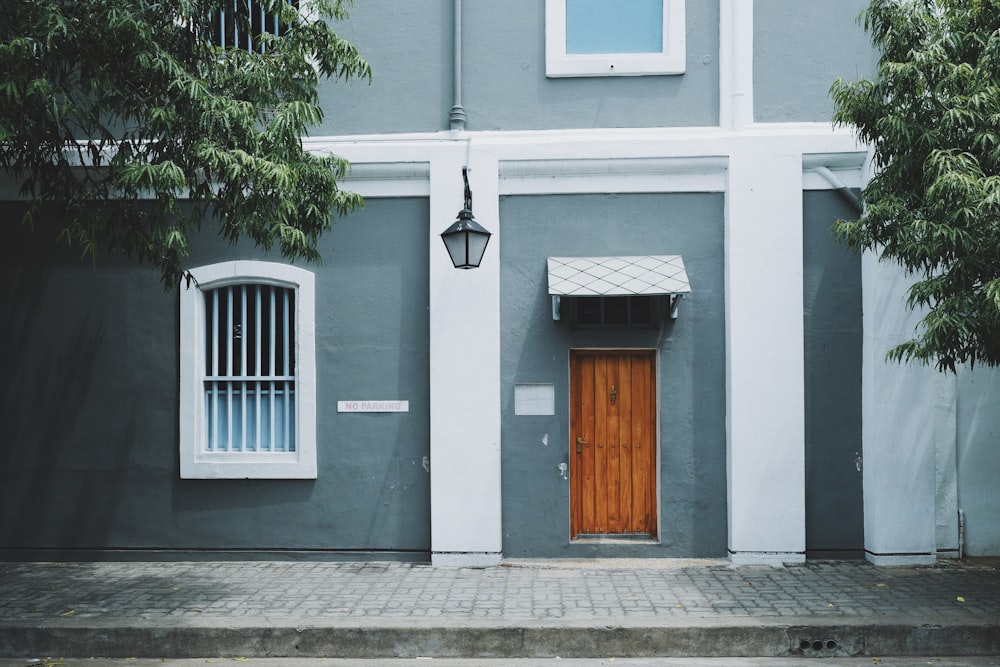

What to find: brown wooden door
left=570, top=350, right=657, bottom=538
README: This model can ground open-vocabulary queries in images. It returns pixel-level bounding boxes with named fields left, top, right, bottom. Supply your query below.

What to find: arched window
left=180, top=261, right=316, bottom=478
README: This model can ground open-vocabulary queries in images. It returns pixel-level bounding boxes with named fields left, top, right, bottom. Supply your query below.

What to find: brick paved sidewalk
left=1, top=558, right=998, bottom=622
left=0, top=558, right=998, bottom=659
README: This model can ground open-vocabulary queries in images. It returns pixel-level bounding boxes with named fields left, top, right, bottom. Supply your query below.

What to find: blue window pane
left=205, top=384, right=296, bottom=452
left=566, top=0, right=663, bottom=54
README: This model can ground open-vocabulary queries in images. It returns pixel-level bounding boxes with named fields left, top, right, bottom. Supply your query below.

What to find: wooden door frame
left=568, top=348, right=659, bottom=540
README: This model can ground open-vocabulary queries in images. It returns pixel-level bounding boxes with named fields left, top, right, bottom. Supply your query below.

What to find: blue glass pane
left=566, top=0, right=663, bottom=54
left=205, top=383, right=296, bottom=452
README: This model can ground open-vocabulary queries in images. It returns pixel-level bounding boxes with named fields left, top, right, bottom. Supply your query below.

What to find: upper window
left=545, top=0, right=685, bottom=77
left=209, top=0, right=299, bottom=53
left=180, top=261, right=316, bottom=479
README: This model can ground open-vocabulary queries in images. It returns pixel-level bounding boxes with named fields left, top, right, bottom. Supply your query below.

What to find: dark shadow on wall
left=0, top=261, right=132, bottom=552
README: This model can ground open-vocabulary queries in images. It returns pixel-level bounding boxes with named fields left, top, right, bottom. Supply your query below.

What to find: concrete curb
left=2, top=619, right=999, bottom=659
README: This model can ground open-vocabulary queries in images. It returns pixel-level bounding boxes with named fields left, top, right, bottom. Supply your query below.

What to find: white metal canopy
left=546, top=255, right=691, bottom=321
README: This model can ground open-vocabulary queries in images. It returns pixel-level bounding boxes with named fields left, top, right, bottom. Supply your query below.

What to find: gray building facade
left=2, top=0, right=997, bottom=564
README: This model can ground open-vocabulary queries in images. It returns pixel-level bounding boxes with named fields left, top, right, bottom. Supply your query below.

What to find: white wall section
left=725, top=149, right=806, bottom=564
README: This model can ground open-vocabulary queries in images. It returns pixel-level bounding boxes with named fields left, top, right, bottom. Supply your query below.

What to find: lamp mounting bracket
left=462, top=166, right=473, bottom=212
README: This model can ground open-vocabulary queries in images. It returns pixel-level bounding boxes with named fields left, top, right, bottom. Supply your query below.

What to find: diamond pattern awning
left=547, top=256, right=691, bottom=296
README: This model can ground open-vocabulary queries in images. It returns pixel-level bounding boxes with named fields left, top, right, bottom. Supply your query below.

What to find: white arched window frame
left=179, top=261, right=316, bottom=479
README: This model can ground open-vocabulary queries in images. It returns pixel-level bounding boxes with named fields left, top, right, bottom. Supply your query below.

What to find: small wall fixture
left=441, top=167, right=491, bottom=269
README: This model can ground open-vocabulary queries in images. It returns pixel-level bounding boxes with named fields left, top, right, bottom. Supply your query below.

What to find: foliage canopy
left=0, top=0, right=370, bottom=286
left=832, top=0, right=1000, bottom=371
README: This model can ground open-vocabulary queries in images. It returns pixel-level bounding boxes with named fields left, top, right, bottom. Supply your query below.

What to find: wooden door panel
left=616, top=353, right=633, bottom=533
left=573, top=353, right=596, bottom=534
left=570, top=350, right=656, bottom=538
left=631, top=354, right=654, bottom=534
left=593, top=353, right=608, bottom=533
left=606, top=355, right=621, bottom=533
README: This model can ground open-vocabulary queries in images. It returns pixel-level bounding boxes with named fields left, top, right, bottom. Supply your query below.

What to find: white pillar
left=935, top=372, right=959, bottom=558
left=428, top=146, right=503, bottom=566
left=726, top=148, right=806, bottom=565
left=861, top=253, right=944, bottom=565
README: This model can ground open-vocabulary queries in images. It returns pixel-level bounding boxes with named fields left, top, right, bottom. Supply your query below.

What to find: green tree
left=832, top=0, right=1000, bottom=372
left=0, top=0, right=369, bottom=286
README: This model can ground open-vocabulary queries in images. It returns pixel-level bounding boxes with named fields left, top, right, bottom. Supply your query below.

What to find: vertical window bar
left=236, top=0, right=243, bottom=50
left=229, top=1, right=236, bottom=48
left=229, top=0, right=236, bottom=49
left=211, top=289, right=220, bottom=451
left=254, top=285, right=262, bottom=452
left=226, top=286, right=234, bottom=452
left=245, top=0, right=253, bottom=51
left=283, top=288, right=291, bottom=451
left=260, top=0, right=268, bottom=52
left=240, top=285, right=248, bottom=452
left=269, top=286, right=277, bottom=452
left=218, top=5, right=226, bottom=49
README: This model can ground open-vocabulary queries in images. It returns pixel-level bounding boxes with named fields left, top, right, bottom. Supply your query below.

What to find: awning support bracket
left=669, top=294, right=683, bottom=319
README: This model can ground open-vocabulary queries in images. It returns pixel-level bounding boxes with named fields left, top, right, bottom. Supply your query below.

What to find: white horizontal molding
left=310, top=123, right=862, bottom=157
left=500, top=156, right=727, bottom=194
left=341, top=161, right=430, bottom=197
left=2, top=132, right=868, bottom=201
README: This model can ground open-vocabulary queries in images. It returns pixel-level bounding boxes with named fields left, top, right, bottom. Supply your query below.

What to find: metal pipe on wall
left=449, top=0, right=466, bottom=130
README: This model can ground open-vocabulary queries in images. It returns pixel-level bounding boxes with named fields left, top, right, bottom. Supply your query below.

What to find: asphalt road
left=2, top=658, right=1000, bottom=667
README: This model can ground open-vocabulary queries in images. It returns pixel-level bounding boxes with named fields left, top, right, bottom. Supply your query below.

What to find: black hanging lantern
left=441, top=167, right=491, bottom=269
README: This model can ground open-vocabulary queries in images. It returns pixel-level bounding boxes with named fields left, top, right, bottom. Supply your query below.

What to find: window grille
left=203, top=283, right=296, bottom=453
left=573, top=296, right=661, bottom=328
left=210, top=0, right=299, bottom=52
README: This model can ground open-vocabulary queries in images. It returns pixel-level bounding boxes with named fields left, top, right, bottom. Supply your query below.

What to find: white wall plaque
left=514, top=384, right=555, bottom=416
left=338, top=400, right=409, bottom=413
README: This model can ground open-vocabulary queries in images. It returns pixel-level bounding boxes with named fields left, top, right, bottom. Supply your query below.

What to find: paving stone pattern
left=0, top=559, right=998, bottom=623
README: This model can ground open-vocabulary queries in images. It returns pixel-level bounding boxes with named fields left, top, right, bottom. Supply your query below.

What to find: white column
left=935, top=372, right=959, bottom=558
left=861, top=253, right=943, bottom=565
left=726, top=147, right=806, bottom=565
left=428, top=146, right=502, bottom=566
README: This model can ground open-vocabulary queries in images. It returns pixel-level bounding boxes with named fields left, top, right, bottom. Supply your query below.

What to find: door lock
left=576, top=436, right=587, bottom=454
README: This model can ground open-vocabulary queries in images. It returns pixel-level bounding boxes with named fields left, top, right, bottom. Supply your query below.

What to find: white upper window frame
left=179, top=260, right=316, bottom=479
left=545, top=0, right=686, bottom=78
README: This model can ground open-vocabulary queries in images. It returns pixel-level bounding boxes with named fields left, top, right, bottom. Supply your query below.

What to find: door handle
left=576, top=436, right=587, bottom=454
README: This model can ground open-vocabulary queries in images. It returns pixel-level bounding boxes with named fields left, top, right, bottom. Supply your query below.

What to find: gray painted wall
left=957, top=368, right=1000, bottom=556
left=323, top=1, right=452, bottom=135
left=499, top=193, right=727, bottom=558
left=754, top=0, right=878, bottom=123
left=463, top=0, right=719, bottom=131
left=803, top=191, right=864, bottom=558
left=321, top=0, right=880, bottom=134
left=323, top=0, right=719, bottom=135
left=0, top=198, right=431, bottom=557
